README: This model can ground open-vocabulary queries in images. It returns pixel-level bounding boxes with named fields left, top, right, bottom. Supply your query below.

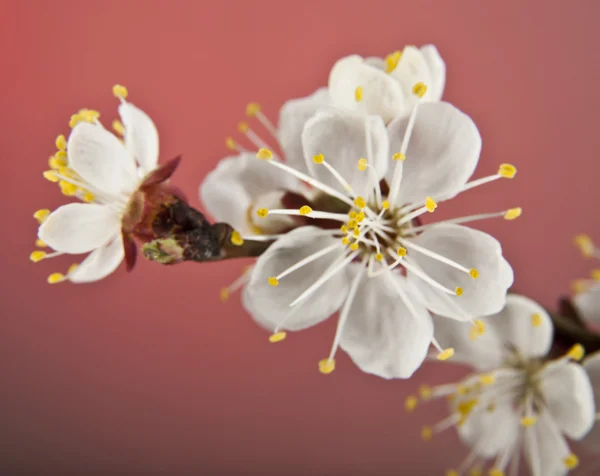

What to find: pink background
left=2, top=0, right=600, bottom=474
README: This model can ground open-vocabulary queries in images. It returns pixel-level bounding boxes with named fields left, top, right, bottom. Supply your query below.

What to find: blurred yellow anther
left=55, top=134, right=67, bottom=151
left=112, top=84, right=128, bottom=99
left=354, top=86, right=363, bottom=102
left=472, top=319, right=485, bottom=336
left=420, top=426, right=433, bottom=441
left=30, top=251, right=46, bottom=263
left=312, top=153, right=325, bottom=164
left=299, top=205, right=312, bottom=215
left=269, top=331, right=287, bottom=343
left=404, top=395, right=418, bottom=412
left=469, top=268, right=479, bottom=279
left=225, top=137, right=237, bottom=150
left=412, top=82, right=428, bottom=98
left=382, top=200, right=390, bottom=209
left=446, top=470, right=459, bottom=476
left=43, top=170, right=59, bottom=182
left=574, top=234, right=595, bottom=257
left=69, top=114, right=83, bottom=128
left=246, top=102, right=261, bottom=117
left=318, top=358, right=335, bottom=374
left=352, top=229, right=360, bottom=238
left=35, top=239, right=47, bottom=248
left=340, top=225, right=348, bottom=233
left=392, top=152, right=406, bottom=161
left=357, top=158, right=368, bottom=171
left=48, top=156, right=67, bottom=169
left=591, top=269, right=600, bottom=280
left=489, top=469, right=504, bottom=476
left=349, top=211, right=357, bottom=219
left=531, top=313, right=543, bottom=327
left=256, top=148, right=273, bottom=160
left=237, top=121, right=249, bottom=133
left=219, top=288, right=229, bottom=302
left=78, top=109, right=100, bottom=122
left=563, top=453, right=579, bottom=469
left=520, top=416, right=537, bottom=427
left=455, top=287, right=464, bottom=296
left=498, top=163, right=517, bottom=179
left=468, top=468, right=483, bottom=476
left=256, top=208, right=269, bottom=218
left=68, top=263, right=78, bottom=274
left=112, top=119, right=125, bottom=136
left=425, top=196, right=437, bottom=212
left=341, top=237, right=350, bottom=245
left=397, top=247, right=407, bottom=257
left=356, top=212, right=365, bottom=222
left=82, top=191, right=95, bottom=203
left=457, top=385, right=469, bottom=395
left=59, top=181, right=77, bottom=196
left=347, top=219, right=358, bottom=229
left=437, top=348, right=455, bottom=361
left=230, top=231, right=244, bottom=246
left=567, top=343, right=585, bottom=361
left=34, top=209, right=50, bottom=223
left=375, top=253, right=383, bottom=262
left=571, top=279, right=588, bottom=294
left=504, top=207, right=522, bottom=220
left=457, top=399, right=479, bottom=417
left=354, top=196, right=366, bottom=209
left=418, top=384, right=432, bottom=399
left=268, top=276, right=279, bottom=287
left=479, top=373, right=495, bottom=385
left=350, top=243, right=359, bottom=251
left=384, top=50, right=402, bottom=73
left=47, top=272, right=65, bottom=284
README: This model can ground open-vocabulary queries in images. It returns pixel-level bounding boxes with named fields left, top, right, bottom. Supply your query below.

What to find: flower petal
left=278, top=87, right=330, bottom=174
left=407, top=224, right=513, bottom=321
left=582, top=352, right=600, bottom=452
left=539, top=361, right=596, bottom=439
left=388, top=46, right=434, bottom=110
left=419, top=45, right=446, bottom=101
left=69, top=234, right=124, bottom=283
left=118, top=102, right=160, bottom=175
left=67, top=122, right=138, bottom=195
left=574, top=285, right=600, bottom=326
left=524, top=410, right=571, bottom=476
left=38, top=203, right=121, bottom=254
left=340, top=270, right=433, bottom=379
left=302, top=108, right=389, bottom=197
left=242, top=227, right=348, bottom=331
left=199, top=153, right=300, bottom=234
left=387, top=102, right=481, bottom=206
left=328, top=55, right=406, bottom=124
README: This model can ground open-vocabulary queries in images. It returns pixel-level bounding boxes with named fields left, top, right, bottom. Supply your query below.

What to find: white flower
left=413, top=294, right=596, bottom=476
left=582, top=351, right=600, bottom=454
left=329, top=45, right=445, bottom=123
left=572, top=234, right=600, bottom=326
left=30, top=85, right=172, bottom=284
left=233, top=99, right=517, bottom=379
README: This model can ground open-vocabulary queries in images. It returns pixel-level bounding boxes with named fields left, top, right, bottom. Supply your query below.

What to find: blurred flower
left=582, top=351, right=600, bottom=454
left=572, top=234, right=600, bottom=326
left=30, top=85, right=182, bottom=283
left=328, top=45, right=445, bottom=123
left=413, top=294, right=596, bottom=476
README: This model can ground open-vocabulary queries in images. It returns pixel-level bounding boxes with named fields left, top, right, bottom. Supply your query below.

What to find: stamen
left=405, top=208, right=522, bottom=233
left=394, top=256, right=460, bottom=296
left=574, top=234, right=596, bottom=258
left=313, top=154, right=356, bottom=194
left=43, top=170, right=60, bottom=182
left=33, top=209, right=50, bottom=223
left=354, top=86, right=363, bottom=102
left=566, top=343, right=585, bottom=361
left=497, top=164, right=517, bottom=179
left=112, top=119, right=125, bottom=136
left=230, top=231, right=244, bottom=246
left=55, top=134, right=67, bottom=151
left=318, top=359, right=336, bottom=374
left=273, top=242, right=340, bottom=282
left=112, top=84, right=128, bottom=99
left=437, top=348, right=455, bottom=361
left=269, top=331, right=287, bottom=343
left=35, top=239, right=47, bottom=248
left=399, top=238, right=475, bottom=276
left=47, top=272, right=66, bottom=284
left=563, top=453, right=579, bottom=470
left=261, top=208, right=349, bottom=222
left=384, top=50, right=402, bottom=73
left=392, top=152, right=406, bottom=161
left=412, top=82, right=427, bottom=98
left=405, top=395, right=418, bottom=412
left=388, top=104, right=420, bottom=205
left=531, top=313, right=543, bottom=327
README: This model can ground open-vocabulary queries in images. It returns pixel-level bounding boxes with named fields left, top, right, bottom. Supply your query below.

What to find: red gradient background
left=2, top=1, right=600, bottom=474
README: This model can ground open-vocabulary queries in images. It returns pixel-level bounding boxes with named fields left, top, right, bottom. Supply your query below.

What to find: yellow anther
left=219, top=288, right=229, bottom=302
left=69, top=114, right=83, bottom=128
left=574, top=234, right=595, bottom=257
left=82, top=191, right=95, bottom=203
left=112, top=119, right=125, bottom=136
left=112, top=84, right=128, bottom=99
left=340, top=225, right=348, bottom=233
left=469, top=268, right=479, bottom=279
left=468, top=468, right=483, bottom=476
left=457, top=385, right=470, bottom=395
left=269, top=331, right=287, bottom=343
left=479, top=373, right=495, bottom=385
left=397, top=247, right=407, bottom=257
left=55, top=150, right=67, bottom=160
left=384, top=50, right=402, bottom=73
left=59, top=181, right=77, bottom=196
left=299, top=205, right=313, bottom=215
left=412, top=82, right=428, bottom=98
left=381, top=200, right=390, bottom=210
left=404, top=395, right=418, bottom=412
left=77, top=109, right=100, bottom=122
left=590, top=269, right=600, bottom=280
left=437, top=348, right=455, bottom=361
left=225, top=137, right=237, bottom=150
left=348, top=211, right=358, bottom=219
left=420, top=426, right=433, bottom=441
left=341, top=236, right=350, bottom=245
left=446, top=470, right=460, bottom=476
left=43, top=170, right=60, bottom=182
left=256, top=208, right=269, bottom=218
left=312, top=153, right=325, bottom=164
left=455, top=287, right=464, bottom=296
left=418, top=384, right=432, bottom=399
left=35, top=239, right=47, bottom=248
left=425, top=196, right=437, bottom=212
left=504, top=207, right=522, bottom=220
left=567, top=343, right=585, bottom=361
left=29, top=251, right=47, bottom=263
left=520, top=416, right=537, bottom=427
left=488, top=469, right=505, bottom=476
left=230, top=231, right=244, bottom=246
left=571, top=279, right=588, bottom=294
left=55, top=134, right=67, bottom=151
left=237, top=121, right=249, bottom=133
left=350, top=243, right=359, bottom=251
left=347, top=219, right=358, bottom=229
left=352, top=229, right=360, bottom=238
left=531, top=313, right=543, bottom=327
left=67, top=263, right=78, bottom=274
left=47, top=272, right=65, bottom=284
left=356, top=212, right=365, bottom=222
left=472, top=319, right=485, bottom=336
left=33, top=209, right=50, bottom=223
left=357, top=158, right=368, bottom=171
left=392, top=152, right=406, bottom=161
left=457, top=399, right=479, bottom=417
left=268, top=276, right=279, bottom=287
left=318, top=358, right=335, bottom=374
left=256, top=148, right=273, bottom=160
left=375, top=253, right=383, bottom=262
left=354, top=196, right=366, bottom=209
left=354, top=86, right=363, bottom=102
left=563, top=453, right=579, bottom=469
left=246, top=102, right=261, bottom=117
left=498, top=163, right=517, bottom=179
left=48, top=155, right=67, bottom=169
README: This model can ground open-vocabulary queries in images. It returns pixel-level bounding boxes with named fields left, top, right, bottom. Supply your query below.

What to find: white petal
left=69, top=234, right=124, bottom=283
left=583, top=352, right=600, bottom=452
left=38, top=203, right=121, bottom=254
left=388, top=46, right=434, bottom=111
left=328, top=55, right=406, bottom=123
left=67, top=122, right=138, bottom=195
left=540, top=361, right=596, bottom=439
left=339, top=270, right=433, bottom=379
left=407, top=224, right=513, bottom=320
left=199, top=153, right=300, bottom=233
left=302, top=108, right=389, bottom=197
left=242, top=227, right=348, bottom=331
left=387, top=102, right=482, bottom=206
left=574, top=285, right=600, bottom=326
left=524, top=410, right=571, bottom=476
left=419, top=45, right=446, bottom=101
left=278, top=87, right=330, bottom=174
left=118, top=102, right=159, bottom=174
